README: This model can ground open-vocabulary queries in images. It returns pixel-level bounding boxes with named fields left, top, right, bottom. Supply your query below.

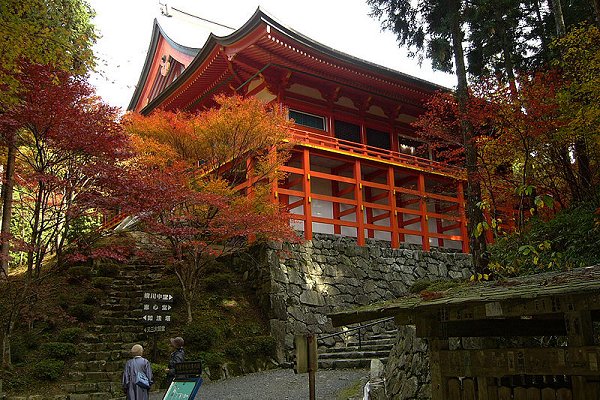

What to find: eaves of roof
left=127, top=18, right=200, bottom=111
left=133, top=8, right=449, bottom=114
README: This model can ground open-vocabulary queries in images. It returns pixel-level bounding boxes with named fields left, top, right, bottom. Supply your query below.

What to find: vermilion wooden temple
left=129, top=9, right=471, bottom=252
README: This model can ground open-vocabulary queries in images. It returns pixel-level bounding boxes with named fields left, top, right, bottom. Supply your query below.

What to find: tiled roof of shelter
left=330, top=265, right=600, bottom=327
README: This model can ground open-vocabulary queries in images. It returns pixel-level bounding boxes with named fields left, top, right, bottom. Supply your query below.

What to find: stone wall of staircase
left=235, top=233, right=472, bottom=363
left=5, top=263, right=168, bottom=400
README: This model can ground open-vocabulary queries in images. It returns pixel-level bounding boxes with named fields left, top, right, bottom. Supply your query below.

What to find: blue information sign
left=162, top=377, right=202, bottom=400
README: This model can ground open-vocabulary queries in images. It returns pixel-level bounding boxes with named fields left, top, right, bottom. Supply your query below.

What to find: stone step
left=68, top=371, right=123, bottom=382
left=82, top=332, right=139, bottom=343
left=87, top=324, right=142, bottom=334
left=318, top=357, right=388, bottom=369
left=346, top=338, right=395, bottom=347
left=319, top=350, right=391, bottom=360
left=68, top=393, right=121, bottom=400
left=60, top=382, right=122, bottom=395
left=80, top=342, right=146, bottom=352
left=321, top=343, right=393, bottom=354
left=93, top=316, right=141, bottom=325
left=369, top=332, right=398, bottom=340
left=76, top=349, right=128, bottom=362
left=72, top=360, right=124, bottom=373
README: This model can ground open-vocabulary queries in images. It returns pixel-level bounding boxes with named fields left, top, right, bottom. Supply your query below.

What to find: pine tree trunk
left=591, top=0, right=600, bottom=27
left=1, top=136, right=16, bottom=276
left=449, top=0, right=488, bottom=272
left=550, top=0, right=566, bottom=36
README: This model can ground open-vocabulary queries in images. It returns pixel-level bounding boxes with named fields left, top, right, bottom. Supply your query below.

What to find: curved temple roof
left=128, top=8, right=447, bottom=114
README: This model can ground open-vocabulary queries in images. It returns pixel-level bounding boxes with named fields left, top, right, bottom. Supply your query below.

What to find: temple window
left=334, top=120, right=361, bottom=144
left=398, top=135, right=430, bottom=159
left=289, top=109, right=326, bottom=131
left=366, top=127, right=391, bottom=150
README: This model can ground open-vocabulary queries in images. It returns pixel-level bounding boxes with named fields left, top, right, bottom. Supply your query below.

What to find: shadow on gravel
left=150, top=368, right=369, bottom=400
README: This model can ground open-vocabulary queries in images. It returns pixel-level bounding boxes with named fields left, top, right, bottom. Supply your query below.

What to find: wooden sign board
left=162, top=377, right=202, bottom=400
left=294, top=334, right=317, bottom=374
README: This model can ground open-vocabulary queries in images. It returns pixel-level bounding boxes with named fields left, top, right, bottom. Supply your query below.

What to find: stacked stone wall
left=235, top=233, right=472, bottom=362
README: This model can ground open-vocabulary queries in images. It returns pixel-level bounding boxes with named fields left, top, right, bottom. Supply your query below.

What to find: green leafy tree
left=368, top=0, right=488, bottom=271
left=0, top=0, right=97, bottom=276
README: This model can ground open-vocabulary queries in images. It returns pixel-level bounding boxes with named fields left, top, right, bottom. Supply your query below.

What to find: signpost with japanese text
left=141, top=292, right=173, bottom=360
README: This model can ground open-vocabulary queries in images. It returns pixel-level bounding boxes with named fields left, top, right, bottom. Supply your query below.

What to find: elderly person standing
left=122, top=344, right=153, bottom=400
left=165, top=336, right=185, bottom=386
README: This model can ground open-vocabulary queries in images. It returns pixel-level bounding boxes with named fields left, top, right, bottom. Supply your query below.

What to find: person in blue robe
left=122, top=344, right=153, bottom=400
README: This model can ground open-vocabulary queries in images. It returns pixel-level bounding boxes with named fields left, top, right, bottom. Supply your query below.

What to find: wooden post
left=430, top=339, right=449, bottom=400
left=565, top=310, right=598, bottom=400
left=388, top=166, right=399, bottom=248
left=303, top=149, right=312, bottom=241
left=332, top=180, right=341, bottom=234
left=354, top=159, right=365, bottom=246
left=307, top=334, right=317, bottom=400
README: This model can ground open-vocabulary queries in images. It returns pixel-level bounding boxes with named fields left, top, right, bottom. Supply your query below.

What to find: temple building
left=129, top=8, right=470, bottom=252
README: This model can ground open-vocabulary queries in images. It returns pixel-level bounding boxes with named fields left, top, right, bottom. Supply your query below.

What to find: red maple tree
left=123, top=95, right=300, bottom=323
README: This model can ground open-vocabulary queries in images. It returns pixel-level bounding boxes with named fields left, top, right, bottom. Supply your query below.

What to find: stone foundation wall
left=235, top=233, right=472, bottom=362
left=370, top=326, right=431, bottom=400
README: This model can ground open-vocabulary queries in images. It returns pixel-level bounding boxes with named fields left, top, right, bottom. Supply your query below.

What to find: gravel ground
left=150, top=368, right=369, bottom=400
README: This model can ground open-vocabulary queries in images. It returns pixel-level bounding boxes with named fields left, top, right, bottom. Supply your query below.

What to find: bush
left=203, top=273, right=235, bottom=292
left=91, top=276, right=113, bottom=289
left=31, top=359, right=65, bottom=381
left=57, top=327, right=84, bottom=343
left=94, top=263, right=119, bottom=277
left=490, top=202, right=600, bottom=275
left=83, top=289, right=104, bottom=305
left=40, top=342, right=78, bottom=360
left=69, top=304, right=95, bottom=322
left=199, top=351, right=225, bottom=371
left=409, top=279, right=431, bottom=293
left=223, top=336, right=276, bottom=361
left=183, top=323, right=221, bottom=351
left=67, top=266, right=93, bottom=284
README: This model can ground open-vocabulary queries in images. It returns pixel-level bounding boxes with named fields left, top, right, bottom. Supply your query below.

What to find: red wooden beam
left=303, top=149, right=312, bottom=241
left=418, top=173, right=430, bottom=251
left=354, top=159, right=365, bottom=246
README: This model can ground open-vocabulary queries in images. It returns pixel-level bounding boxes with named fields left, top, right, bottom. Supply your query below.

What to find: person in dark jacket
left=122, top=344, right=153, bottom=400
left=166, top=336, right=185, bottom=386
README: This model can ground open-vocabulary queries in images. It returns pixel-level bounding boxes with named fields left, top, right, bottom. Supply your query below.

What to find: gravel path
left=150, top=368, right=369, bottom=400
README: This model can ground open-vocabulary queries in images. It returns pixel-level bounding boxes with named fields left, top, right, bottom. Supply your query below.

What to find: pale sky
left=88, top=0, right=455, bottom=111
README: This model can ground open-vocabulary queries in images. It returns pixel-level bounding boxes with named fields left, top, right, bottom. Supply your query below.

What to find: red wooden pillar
left=434, top=201, right=445, bottom=248
left=354, top=159, right=365, bottom=246
left=418, top=173, right=430, bottom=251
left=457, top=181, right=469, bottom=253
left=365, top=186, right=374, bottom=238
left=332, top=180, right=341, bottom=235
left=387, top=166, right=399, bottom=248
left=303, top=149, right=313, bottom=241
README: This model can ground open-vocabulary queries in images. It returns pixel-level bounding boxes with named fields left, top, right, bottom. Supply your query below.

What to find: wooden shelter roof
left=330, top=265, right=600, bottom=327
left=128, top=8, right=447, bottom=114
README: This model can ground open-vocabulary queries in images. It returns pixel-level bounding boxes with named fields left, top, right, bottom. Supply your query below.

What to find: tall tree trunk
left=27, top=183, right=44, bottom=278
left=1, top=135, right=16, bottom=276
left=575, top=139, right=592, bottom=199
left=589, top=0, right=600, bottom=27
left=2, top=314, right=15, bottom=368
left=449, top=0, right=488, bottom=272
left=532, top=0, right=551, bottom=60
left=550, top=0, right=567, bottom=36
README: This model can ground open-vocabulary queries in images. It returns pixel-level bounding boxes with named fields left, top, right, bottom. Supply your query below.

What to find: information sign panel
left=162, top=377, right=202, bottom=400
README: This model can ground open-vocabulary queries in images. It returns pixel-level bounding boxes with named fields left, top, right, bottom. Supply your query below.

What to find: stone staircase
left=59, top=263, right=167, bottom=400
left=318, top=330, right=398, bottom=369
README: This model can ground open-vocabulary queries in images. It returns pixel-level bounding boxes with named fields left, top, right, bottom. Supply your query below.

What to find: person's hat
left=170, top=337, right=184, bottom=348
